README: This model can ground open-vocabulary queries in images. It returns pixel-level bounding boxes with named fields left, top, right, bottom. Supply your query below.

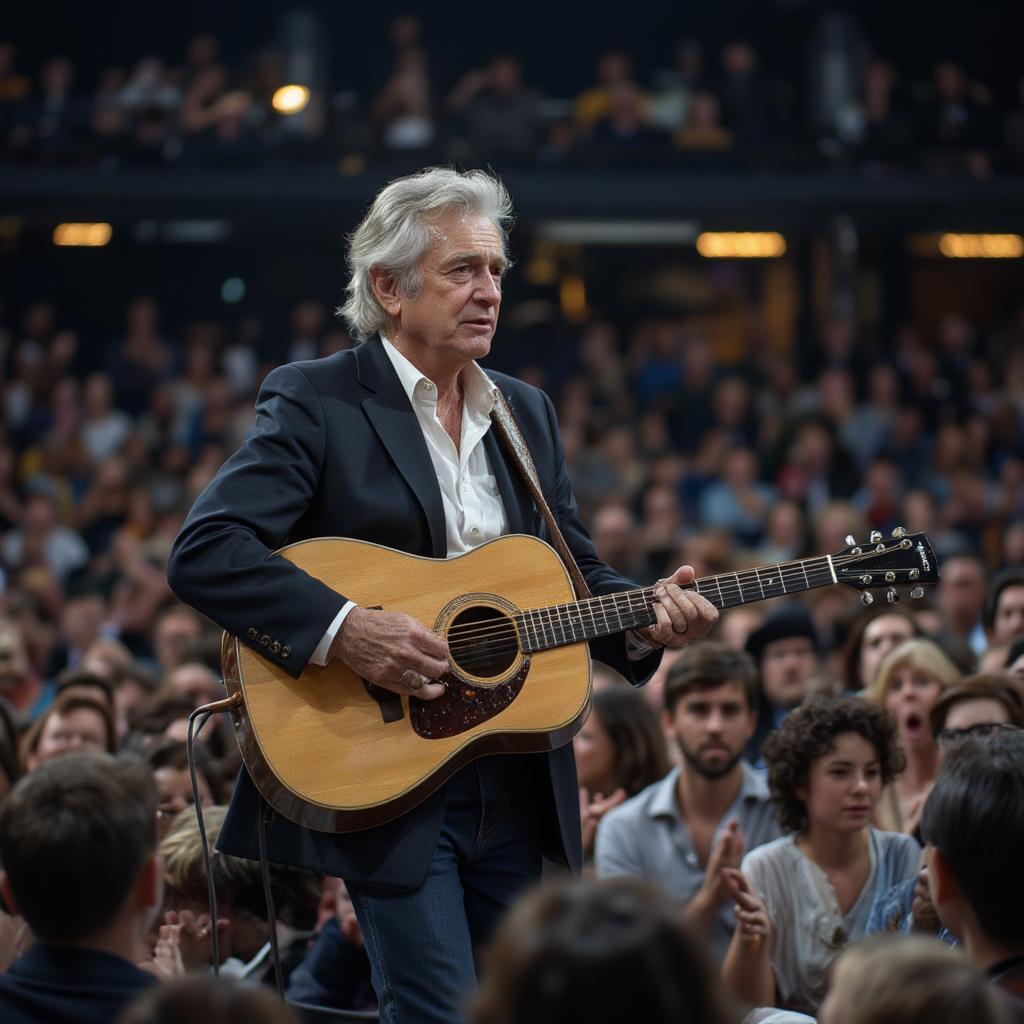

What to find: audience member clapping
left=574, top=685, right=671, bottom=859
left=596, top=642, right=780, bottom=961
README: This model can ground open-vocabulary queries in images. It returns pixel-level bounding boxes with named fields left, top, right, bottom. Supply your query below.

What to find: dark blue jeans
left=346, top=756, right=546, bottom=1024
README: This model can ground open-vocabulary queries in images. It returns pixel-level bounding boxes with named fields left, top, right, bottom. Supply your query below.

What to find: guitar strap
left=489, top=387, right=593, bottom=600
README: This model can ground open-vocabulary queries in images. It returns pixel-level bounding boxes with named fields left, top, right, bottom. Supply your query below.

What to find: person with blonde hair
left=818, top=934, right=1010, bottom=1024
left=865, top=638, right=960, bottom=835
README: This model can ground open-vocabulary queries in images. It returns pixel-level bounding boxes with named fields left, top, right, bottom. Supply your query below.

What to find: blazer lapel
left=357, top=337, right=447, bottom=558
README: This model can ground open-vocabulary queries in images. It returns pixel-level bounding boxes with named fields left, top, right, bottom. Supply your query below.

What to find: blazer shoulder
left=289, top=349, right=360, bottom=387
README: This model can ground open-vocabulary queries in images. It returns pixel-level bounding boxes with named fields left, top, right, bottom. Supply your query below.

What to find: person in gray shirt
left=595, top=640, right=781, bottom=961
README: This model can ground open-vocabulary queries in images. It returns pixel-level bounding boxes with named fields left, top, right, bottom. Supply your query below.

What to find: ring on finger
left=400, top=669, right=425, bottom=691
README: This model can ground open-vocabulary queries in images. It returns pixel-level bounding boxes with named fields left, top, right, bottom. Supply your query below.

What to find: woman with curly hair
left=721, top=697, right=919, bottom=1014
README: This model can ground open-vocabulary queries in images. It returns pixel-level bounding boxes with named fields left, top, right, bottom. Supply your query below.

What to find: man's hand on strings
left=332, top=607, right=448, bottom=700
left=637, top=564, right=718, bottom=650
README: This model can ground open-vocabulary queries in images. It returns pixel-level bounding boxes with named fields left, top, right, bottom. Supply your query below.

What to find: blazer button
left=281, top=645, right=291, bottom=658
left=270, top=640, right=281, bottom=654
left=247, top=627, right=258, bottom=639
left=260, top=634, right=271, bottom=646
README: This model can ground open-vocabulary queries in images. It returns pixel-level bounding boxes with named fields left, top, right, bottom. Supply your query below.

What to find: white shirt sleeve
left=307, top=601, right=357, bottom=666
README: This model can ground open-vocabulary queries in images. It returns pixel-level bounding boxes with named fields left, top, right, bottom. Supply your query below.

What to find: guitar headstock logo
left=916, top=542, right=931, bottom=572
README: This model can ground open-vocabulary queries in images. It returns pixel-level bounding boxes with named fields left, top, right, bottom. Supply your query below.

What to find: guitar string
left=441, top=550, right=918, bottom=648
left=439, top=545, right=927, bottom=670
left=444, top=567, right=843, bottom=659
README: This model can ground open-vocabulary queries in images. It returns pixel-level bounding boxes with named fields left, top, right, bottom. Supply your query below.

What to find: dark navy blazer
left=167, top=335, right=659, bottom=891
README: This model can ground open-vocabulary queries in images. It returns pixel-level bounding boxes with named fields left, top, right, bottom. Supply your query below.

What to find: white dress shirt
left=308, top=337, right=508, bottom=664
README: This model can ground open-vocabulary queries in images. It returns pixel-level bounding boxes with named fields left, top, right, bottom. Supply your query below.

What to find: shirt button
left=470, top=527, right=480, bottom=535
left=422, top=381, right=434, bottom=391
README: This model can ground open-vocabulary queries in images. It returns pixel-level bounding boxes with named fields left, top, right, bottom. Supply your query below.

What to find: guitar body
left=223, top=534, right=592, bottom=834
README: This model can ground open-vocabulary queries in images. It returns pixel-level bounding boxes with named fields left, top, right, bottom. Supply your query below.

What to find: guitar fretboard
left=515, top=556, right=835, bottom=653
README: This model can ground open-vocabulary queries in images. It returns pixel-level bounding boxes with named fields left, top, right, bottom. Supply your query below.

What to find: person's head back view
left=819, top=934, right=1010, bottom=1024
left=0, top=751, right=159, bottom=945
left=921, top=728, right=1024, bottom=958
left=119, top=975, right=299, bottom=1024
left=472, top=877, right=737, bottom=1024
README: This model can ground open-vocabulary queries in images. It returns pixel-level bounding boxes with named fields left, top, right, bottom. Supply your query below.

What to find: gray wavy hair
left=339, top=167, right=514, bottom=341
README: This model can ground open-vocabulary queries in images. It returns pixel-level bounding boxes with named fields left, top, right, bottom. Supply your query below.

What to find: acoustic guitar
left=221, top=529, right=938, bottom=833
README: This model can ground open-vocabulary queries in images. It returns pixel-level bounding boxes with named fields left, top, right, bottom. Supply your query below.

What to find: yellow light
left=559, top=274, right=588, bottom=323
left=696, top=231, right=786, bottom=258
left=53, top=223, right=112, bottom=247
left=938, top=233, right=1024, bottom=259
left=272, top=84, right=311, bottom=114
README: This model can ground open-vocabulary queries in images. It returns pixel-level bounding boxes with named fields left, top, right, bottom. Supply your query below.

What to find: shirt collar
left=380, top=334, right=495, bottom=418
left=648, top=760, right=770, bottom=820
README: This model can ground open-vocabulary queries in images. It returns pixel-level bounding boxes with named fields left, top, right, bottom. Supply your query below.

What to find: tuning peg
left=845, top=535, right=856, bottom=546
left=870, top=531, right=883, bottom=544
left=861, top=592, right=874, bottom=606
left=892, top=526, right=907, bottom=538
left=910, top=586, right=925, bottom=600
left=886, top=588, right=899, bottom=604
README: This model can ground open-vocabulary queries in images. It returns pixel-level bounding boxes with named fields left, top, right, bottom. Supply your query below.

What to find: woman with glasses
left=865, top=639, right=960, bottom=837
left=930, top=674, right=1024, bottom=747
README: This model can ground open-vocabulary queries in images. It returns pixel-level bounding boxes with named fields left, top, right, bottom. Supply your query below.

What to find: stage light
left=559, top=274, right=587, bottom=323
left=938, top=233, right=1024, bottom=259
left=696, top=232, right=786, bottom=258
left=53, top=223, right=112, bottom=247
left=272, top=84, right=310, bottom=114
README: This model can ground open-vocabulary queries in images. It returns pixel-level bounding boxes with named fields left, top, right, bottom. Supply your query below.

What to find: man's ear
left=368, top=267, right=402, bottom=318
left=744, top=707, right=759, bottom=742
left=928, top=846, right=961, bottom=908
left=0, top=872, right=22, bottom=917
left=135, top=853, right=162, bottom=910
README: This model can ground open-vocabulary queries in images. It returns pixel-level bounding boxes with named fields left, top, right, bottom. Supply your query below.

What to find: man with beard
left=595, top=641, right=780, bottom=961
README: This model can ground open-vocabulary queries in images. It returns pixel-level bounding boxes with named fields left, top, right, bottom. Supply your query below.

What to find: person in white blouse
left=721, top=696, right=919, bottom=1014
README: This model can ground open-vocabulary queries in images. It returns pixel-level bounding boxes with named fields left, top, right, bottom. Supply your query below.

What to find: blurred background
left=0, top=0, right=1023, bottom=684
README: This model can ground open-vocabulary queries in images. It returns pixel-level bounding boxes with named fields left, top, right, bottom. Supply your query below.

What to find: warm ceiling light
left=272, top=84, right=311, bottom=114
left=53, top=223, right=112, bottom=247
left=697, top=231, right=786, bottom=258
left=938, top=233, right=1024, bottom=259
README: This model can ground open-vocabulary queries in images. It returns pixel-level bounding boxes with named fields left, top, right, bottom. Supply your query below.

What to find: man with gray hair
left=168, top=166, right=718, bottom=1022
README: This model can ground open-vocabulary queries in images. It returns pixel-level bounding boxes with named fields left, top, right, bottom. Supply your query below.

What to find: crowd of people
left=0, top=284, right=1020, bottom=1021
left=2, top=16, right=1024, bottom=172
left=0, top=142, right=1022, bottom=1019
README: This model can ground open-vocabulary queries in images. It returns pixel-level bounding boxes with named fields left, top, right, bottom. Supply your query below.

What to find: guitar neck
left=517, top=555, right=837, bottom=653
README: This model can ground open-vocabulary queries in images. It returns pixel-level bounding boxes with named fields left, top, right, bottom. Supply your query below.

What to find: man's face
left=938, top=558, right=985, bottom=623
left=992, top=585, right=1024, bottom=645
left=859, top=614, right=915, bottom=688
left=760, top=636, right=818, bottom=709
left=665, top=680, right=756, bottom=780
left=384, top=209, right=505, bottom=374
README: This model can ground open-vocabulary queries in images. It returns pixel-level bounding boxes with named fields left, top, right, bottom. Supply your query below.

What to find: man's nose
left=476, top=273, right=501, bottom=304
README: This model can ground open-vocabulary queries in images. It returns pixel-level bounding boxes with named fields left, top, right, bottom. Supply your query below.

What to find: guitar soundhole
left=446, top=604, right=519, bottom=680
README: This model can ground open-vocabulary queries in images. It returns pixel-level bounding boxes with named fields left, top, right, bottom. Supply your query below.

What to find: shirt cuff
left=625, top=630, right=658, bottom=661
left=308, top=601, right=357, bottom=666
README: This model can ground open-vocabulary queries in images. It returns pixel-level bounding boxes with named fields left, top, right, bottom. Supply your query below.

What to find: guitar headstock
left=832, top=528, right=939, bottom=606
